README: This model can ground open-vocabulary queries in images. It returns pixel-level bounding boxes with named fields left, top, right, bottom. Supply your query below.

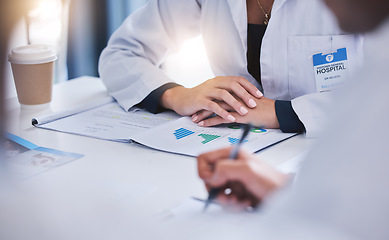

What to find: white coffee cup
left=8, top=44, right=57, bottom=109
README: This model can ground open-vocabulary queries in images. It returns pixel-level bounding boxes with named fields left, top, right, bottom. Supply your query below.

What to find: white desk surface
left=5, top=76, right=314, bottom=215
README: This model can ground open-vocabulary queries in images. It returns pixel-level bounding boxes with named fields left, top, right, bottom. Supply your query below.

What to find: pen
left=203, top=123, right=252, bottom=212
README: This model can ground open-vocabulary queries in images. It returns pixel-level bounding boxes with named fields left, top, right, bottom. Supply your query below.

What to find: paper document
left=131, top=117, right=298, bottom=156
left=167, top=198, right=228, bottom=219
left=158, top=198, right=262, bottom=238
left=5, top=133, right=84, bottom=180
left=33, top=99, right=297, bottom=155
left=32, top=96, right=115, bottom=125
left=33, top=100, right=180, bottom=142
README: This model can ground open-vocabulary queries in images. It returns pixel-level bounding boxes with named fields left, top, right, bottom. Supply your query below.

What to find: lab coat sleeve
left=291, top=92, right=333, bottom=138
left=98, top=0, right=201, bottom=111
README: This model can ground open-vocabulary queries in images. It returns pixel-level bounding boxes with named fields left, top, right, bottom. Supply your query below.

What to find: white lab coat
left=99, top=0, right=363, bottom=137
left=153, top=20, right=389, bottom=240
left=241, top=20, right=389, bottom=240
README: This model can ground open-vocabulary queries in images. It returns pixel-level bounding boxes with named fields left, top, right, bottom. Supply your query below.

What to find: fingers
left=165, top=76, right=262, bottom=121
left=217, top=192, right=257, bottom=210
left=191, top=111, right=214, bottom=123
left=197, top=148, right=251, bottom=181
left=197, top=147, right=233, bottom=181
left=215, top=183, right=259, bottom=210
left=234, top=77, right=263, bottom=99
left=229, top=80, right=259, bottom=108
left=236, top=150, right=253, bottom=161
left=228, top=181, right=247, bottom=202
left=201, top=99, right=236, bottom=124
left=205, top=77, right=262, bottom=114
left=192, top=102, right=233, bottom=124
left=199, top=112, right=242, bottom=127
left=198, top=116, right=229, bottom=127
left=213, top=89, right=249, bottom=115
left=195, top=102, right=240, bottom=127
left=217, top=194, right=250, bottom=212
left=186, top=76, right=263, bottom=123
left=215, top=77, right=263, bottom=106
left=207, top=161, right=250, bottom=188
left=198, top=148, right=262, bottom=209
left=229, top=181, right=260, bottom=207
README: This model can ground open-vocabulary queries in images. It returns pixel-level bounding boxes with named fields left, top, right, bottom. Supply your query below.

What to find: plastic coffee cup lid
left=8, top=44, right=57, bottom=65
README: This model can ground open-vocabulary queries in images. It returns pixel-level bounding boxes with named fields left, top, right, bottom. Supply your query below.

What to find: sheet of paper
left=158, top=198, right=262, bottom=238
left=5, top=133, right=84, bottom=180
left=166, top=198, right=229, bottom=220
left=33, top=96, right=115, bottom=125
left=131, top=117, right=298, bottom=156
left=36, top=102, right=180, bottom=142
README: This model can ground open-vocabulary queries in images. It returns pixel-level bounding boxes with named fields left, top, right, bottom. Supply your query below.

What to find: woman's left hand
left=192, top=96, right=280, bottom=129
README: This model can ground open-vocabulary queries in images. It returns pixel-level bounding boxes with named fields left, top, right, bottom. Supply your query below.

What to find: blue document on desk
left=5, top=133, right=84, bottom=180
left=32, top=98, right=297, bottom=156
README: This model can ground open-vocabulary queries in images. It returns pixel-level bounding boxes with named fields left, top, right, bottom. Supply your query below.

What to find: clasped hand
left=160, top=76, right=279, bottom=128
left=161, top=76, right=262, bottom=122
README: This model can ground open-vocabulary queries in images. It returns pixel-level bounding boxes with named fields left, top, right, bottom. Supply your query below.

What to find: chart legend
left=250, top=128, right=268, bottom=134
left=228, top=137, right=248, bottom=145
left=198, top=134, right=220, bottom=144
left=174, top=128, right=195, bottom=140
left=228, top=125, right=241, bottom=130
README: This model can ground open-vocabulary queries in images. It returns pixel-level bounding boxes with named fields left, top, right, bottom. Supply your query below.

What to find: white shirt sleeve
left=291, top=92, right=333, bottom=138
left=98, top=0, right=201, bottom=111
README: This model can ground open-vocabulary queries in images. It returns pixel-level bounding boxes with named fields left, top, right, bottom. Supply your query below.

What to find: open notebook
left=32, top=98, right=298, bottom=156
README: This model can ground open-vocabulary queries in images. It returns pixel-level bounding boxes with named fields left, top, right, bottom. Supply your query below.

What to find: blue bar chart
left=228, top=137, right=248, bottom=145
left=174, top=128, right=195, bottom=140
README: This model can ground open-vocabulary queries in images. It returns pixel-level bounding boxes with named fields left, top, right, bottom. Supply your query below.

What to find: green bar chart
left=198, top=134, right=220, bottom=144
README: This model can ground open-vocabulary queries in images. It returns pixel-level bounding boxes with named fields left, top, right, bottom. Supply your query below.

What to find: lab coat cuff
left=275, top=100, right=305, bottom=133
left=138, top=82, right=181, bottom=113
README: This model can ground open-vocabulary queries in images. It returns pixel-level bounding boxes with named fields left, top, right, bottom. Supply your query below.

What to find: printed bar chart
left=174, top=128, right=195, bottom=140
left=228, top=137, right=248, bottom=145
left=130, top=117, right=298, bottom=157
left=199, top=134, right=220, bottom=144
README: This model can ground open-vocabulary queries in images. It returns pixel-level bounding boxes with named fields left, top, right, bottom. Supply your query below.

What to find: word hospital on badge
left=313, top=48, right=349, bottom=93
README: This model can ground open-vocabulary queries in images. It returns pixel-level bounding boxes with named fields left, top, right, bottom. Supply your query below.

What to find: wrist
left=256, top=98, right=280, bottom=129
left=247, top=160, right=287, bottom=198
left=271, top=103, right=280, bottom=129
left=160, top=85, right=185, bottom=110
left=266, top=99, right=280, bottom=129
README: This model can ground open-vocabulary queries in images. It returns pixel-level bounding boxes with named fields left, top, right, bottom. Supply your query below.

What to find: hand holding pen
left=197, top=123, right=288, bottom=211
left=202, top=123, right=253, bottom=211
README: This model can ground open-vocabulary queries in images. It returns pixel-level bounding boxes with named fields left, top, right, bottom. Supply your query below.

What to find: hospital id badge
left=313, top=48, right=349, bottom=93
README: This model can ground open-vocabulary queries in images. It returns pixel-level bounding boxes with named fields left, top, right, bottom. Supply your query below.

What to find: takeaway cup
left=8, top=44, right=57, bottom=109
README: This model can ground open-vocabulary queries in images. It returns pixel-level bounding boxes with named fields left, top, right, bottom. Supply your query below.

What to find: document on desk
left=5, top=133, right=84, bottom=180
left=131, top=117, right=298, bottom=156
left=158, top=198, right=262, bottom=237
left=32, top=97, right=181, bottom=142
left=32, top=99, right=297, bottom=155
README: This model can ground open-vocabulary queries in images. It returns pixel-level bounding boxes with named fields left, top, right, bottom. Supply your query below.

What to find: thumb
left=208, top=161, right=250, bottom=188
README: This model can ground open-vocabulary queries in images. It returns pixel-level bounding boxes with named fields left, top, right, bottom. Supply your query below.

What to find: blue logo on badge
left=326, top=54, right=334, bottom=62
left=313, top=48, right=348, bottom=66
